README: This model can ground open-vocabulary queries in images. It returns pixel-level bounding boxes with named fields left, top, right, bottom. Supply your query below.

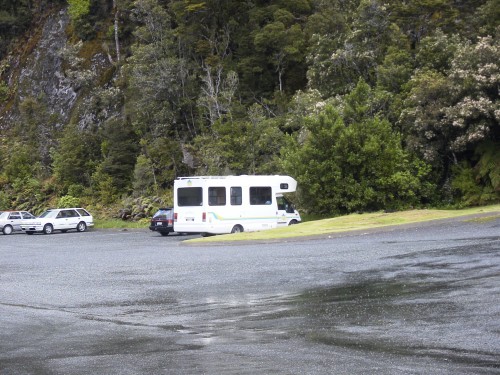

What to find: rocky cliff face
left=1, top=6, right=118, bottom=132
left=17, top=9, right=76, bottom=128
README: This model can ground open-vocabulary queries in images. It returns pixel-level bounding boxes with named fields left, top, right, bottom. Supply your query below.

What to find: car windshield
left=153, top=209, right=172, bottom=220
left=39, top=210, right=56, bottom=218
left=0, top=212, right=8, bottom=219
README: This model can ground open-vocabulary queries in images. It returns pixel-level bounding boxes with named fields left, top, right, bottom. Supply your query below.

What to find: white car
left=0, top=211, right=36, bottom=235
left=21, top=208, right=94, bottom=235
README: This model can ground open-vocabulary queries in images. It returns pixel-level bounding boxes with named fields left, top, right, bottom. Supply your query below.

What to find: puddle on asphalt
left=224, top=238, right=500, bottom=368
left=63, top=238, right=500, bottom=370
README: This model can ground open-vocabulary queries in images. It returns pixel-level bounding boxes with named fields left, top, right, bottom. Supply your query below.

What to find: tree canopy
left=0, top=0, right=498, bottom=215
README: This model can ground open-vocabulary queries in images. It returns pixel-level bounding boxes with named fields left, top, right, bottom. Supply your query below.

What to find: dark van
left=149, top=208, right=174, bottom=236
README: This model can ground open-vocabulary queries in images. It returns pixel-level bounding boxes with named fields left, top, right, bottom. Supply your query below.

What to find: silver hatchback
left=0, top=211, right=36, bottom=235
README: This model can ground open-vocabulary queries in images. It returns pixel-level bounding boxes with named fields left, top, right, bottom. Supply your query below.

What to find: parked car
left=20, top=208, right=94, bottom=234
left=149, top=208, right=174, bottom=236
left=0, top=211, right=36, bottom=235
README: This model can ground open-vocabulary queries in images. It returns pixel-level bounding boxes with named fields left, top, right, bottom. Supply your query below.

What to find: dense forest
left=0, top=0, right=498, bottom=218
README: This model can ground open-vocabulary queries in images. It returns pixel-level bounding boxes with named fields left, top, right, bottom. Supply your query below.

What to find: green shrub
left=0, top=81, right=9, bottom=102
left=67, top=0, right=90, bottom=21
left=58, top=195, right=81, bottom=208
left=0, top=190, right=10, bottom=209
left=67, top=184, right=85, bottom=197
left=452, top=160, right=500, bottom=207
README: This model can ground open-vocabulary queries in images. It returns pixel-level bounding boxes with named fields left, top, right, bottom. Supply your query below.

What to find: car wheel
left=288, top=219, right=298, bottom=225
left=160, top=232, right=170, bottom=236
left=43, top=224, right=53, bottom=235
left=76, top=221, right=87, bottom=232
left=231, top=225, right=244, bottom=234
left=2, top=225, right=13, bottom=235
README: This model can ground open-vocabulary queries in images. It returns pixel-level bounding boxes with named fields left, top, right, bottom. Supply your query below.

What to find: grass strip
left=184, top=204, right=500, bottom=243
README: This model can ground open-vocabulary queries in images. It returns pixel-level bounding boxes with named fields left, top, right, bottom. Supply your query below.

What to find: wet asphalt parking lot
left=1, top=215, right=500, bottom=374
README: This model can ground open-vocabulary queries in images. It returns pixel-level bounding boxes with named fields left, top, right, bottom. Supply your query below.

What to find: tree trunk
left=114, top=0, right=120, bottom=62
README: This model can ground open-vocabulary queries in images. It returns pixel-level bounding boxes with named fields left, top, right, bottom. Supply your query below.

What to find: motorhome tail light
left=168, top=219, right=173, bottom=225
left=174, top=212, right=178, bottom=222
left=202, top=212, right=206, bottom=222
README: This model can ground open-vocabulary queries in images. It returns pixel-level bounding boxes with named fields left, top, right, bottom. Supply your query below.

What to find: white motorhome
left=173, top=175, right=301, bottom=235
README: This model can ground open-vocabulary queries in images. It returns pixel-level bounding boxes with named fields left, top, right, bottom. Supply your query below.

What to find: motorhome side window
left=178, top=187, right=203, bottom=206
left=230, top=187, right=242, bottom=205
left=249, top=186, right=272, bottom=205
left=209, top=187, right=226, bottom=206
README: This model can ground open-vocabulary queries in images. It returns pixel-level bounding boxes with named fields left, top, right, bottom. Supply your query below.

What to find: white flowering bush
left=400, top=35, right=499, bottom=203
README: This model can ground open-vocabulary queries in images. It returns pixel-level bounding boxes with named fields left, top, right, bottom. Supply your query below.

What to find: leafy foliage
left=451, top=141, right=500, bottom=206
left=100, top=117, right=139, bottom=191
left=58, top=195, right=81, bottom=208
left=0, top=0, right=497, bottom=214
left=67, top=0, right=91, bottom=20
left=399, top=34, right=499, bottom=202
left=282, top=81, right=433, bottom=215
